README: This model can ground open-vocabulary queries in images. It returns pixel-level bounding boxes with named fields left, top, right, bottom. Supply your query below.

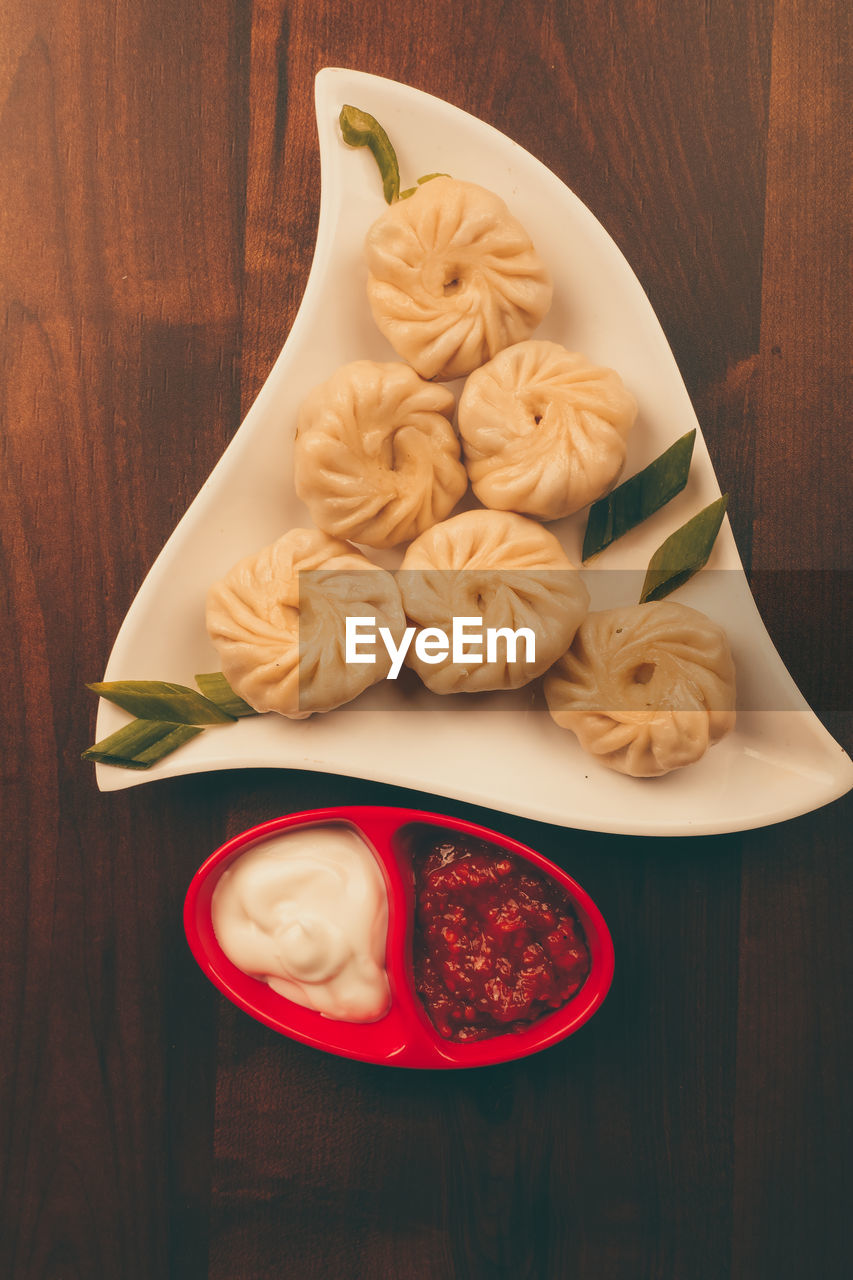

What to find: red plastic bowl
left=184, top=806, right=614, bottom=1068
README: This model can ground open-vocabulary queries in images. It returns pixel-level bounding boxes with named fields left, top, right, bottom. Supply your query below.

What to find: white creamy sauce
left=211, top=825, right=391, bottom=1022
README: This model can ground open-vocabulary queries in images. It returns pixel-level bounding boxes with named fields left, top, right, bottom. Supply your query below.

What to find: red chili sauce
left=412, top=833, right=591, bottom=1042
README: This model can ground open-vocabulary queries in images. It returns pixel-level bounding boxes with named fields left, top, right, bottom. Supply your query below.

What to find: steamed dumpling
left=294, top=361, right=467, bottom=549
left=457, top=340, right=638, bottom=519
left=364, top=177, right=553, bottom=381
left=398, top=510, right=589, bottom=694
left=544, top=602, right=736, bottom=776
left=206, top=528, right=406, bottom=718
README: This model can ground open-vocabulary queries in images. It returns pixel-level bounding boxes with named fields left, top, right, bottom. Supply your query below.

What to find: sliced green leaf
left=583, top=430, right=696, bottom=560
left=195, top=672, right=258, bottom=718
left=82, top=719, right=204, bottom=770
left=639, top=495, right=729, bottom=603
left=339, top=104, right=400, bottom=203
left=401, top=172, right=452, bottom=199
left=131, top=723, right=204, bottom=765
left=86, top=680, right=235, bottom=724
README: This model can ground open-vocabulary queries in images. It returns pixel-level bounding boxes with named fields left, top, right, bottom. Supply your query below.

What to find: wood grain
left=1, top=2, right=850, bottom=1278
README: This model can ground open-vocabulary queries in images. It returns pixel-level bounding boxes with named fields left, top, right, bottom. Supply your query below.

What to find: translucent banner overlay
left=295, top=568, right=851, bottom=717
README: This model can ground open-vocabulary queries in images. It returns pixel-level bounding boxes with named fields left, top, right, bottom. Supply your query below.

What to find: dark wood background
left=2, top=1, right=850, bottom=1276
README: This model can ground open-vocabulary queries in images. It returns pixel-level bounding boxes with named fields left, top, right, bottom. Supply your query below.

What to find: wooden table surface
left=2, top=1, right=850, bottom=1276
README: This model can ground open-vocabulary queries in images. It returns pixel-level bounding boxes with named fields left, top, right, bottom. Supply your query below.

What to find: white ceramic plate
left=94, top=67, right=853, bottom=835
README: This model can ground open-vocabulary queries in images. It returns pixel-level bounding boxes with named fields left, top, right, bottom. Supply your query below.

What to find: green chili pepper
left=339, top=105, right=400, bottom=203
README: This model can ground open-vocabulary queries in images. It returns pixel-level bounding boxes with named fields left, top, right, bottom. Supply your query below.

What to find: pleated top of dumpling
left=206, top=528, right=406, bottom=718
left=544, top=602, right=736, bottom=776
left=458, top=340, right=638, bottom=520
left=294, top=360, right=467, bottom=549
left=365, top=177, right=553, bottom=381
left=398, top=510, right=589, bottom=694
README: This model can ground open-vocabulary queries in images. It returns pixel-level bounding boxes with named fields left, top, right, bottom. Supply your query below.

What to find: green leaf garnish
left=639, top=495, right=729, bottom=602
left=82, top=719, right=204, bottom=769
left=583, top=430, right=696, bottom=560
left=400, top=173, right=451, bottom=199
left=84, top=673, right=258, bottom=772
left=86, top=680, right=236, bottom=725
left=339, top=105, right=400, bottom=203
left=195, top=672, right=258, bottom=718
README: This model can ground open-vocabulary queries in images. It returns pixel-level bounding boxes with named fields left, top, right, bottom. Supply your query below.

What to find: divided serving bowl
left=184, top=806, right=615, bottom=1068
